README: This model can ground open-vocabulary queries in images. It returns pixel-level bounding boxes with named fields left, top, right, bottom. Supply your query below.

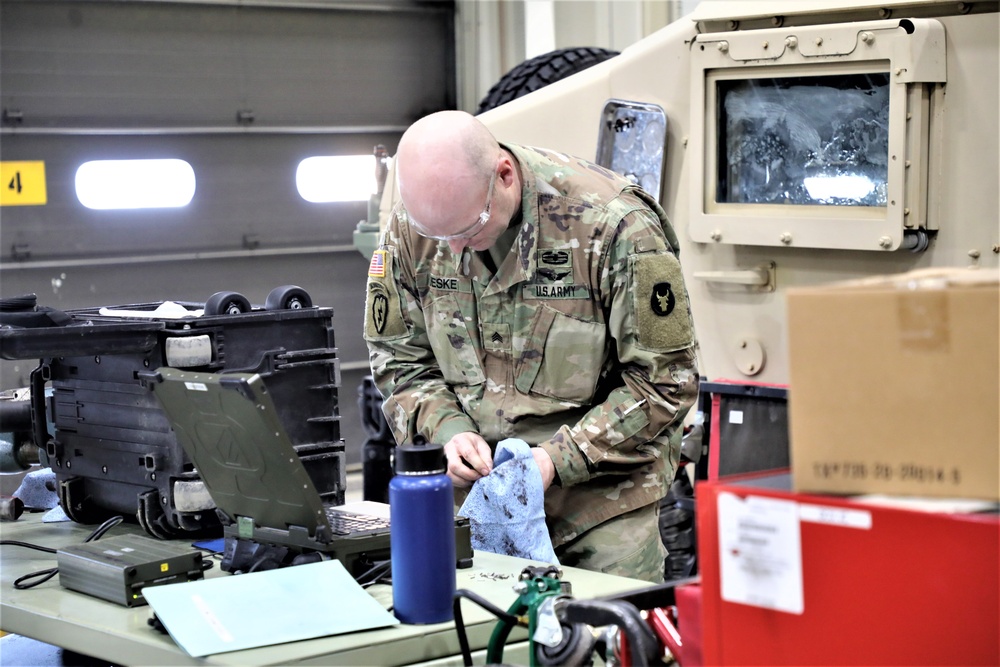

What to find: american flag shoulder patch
left=368, top=249, right=387, bottom=278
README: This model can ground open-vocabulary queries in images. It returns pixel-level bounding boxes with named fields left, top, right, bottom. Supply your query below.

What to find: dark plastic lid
left=394, top=442, right=446, bottom=475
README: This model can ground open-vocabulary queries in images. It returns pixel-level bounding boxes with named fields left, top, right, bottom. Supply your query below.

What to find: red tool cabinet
left=695, top=472, right=999, bottom=666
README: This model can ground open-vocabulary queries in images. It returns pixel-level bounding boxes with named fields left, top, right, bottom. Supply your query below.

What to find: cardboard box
left=787, top=268, right=999, bottom=501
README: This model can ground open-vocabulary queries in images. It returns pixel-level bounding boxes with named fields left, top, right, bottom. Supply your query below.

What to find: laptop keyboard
left=324, top=508, right=391, bottom=537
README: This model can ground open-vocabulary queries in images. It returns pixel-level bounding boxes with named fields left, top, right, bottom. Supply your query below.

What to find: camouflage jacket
left=364, top=143, right=699, bottom=547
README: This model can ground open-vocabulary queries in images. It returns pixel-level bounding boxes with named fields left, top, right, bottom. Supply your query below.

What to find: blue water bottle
left=389, top=442, right=456, bottom=624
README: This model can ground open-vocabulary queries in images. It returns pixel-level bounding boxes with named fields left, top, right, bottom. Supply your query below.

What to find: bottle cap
left=394, top=442, right=447, bottom=475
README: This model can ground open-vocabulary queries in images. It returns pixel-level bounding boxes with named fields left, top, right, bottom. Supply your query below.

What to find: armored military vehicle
left=363, top=0, right=998, bottom=386
left=354, top=0, right=998, bottom=579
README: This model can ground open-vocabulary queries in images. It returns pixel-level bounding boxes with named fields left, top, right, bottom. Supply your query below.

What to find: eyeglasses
left=406, top=159, right=499, bottom=241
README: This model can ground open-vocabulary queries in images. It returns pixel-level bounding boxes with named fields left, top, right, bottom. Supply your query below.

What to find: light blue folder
left=143, top=559, right=399, bottom=657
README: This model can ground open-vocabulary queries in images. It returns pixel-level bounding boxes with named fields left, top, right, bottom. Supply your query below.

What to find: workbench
left=0, top=512, right=651, bottom=666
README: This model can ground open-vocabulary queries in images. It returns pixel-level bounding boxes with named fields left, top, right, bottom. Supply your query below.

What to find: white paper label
left=728, top=410, right=744, bottom=424
left=718, top=492, right=803, bottom=614
left=184, top=381, right=209, bottom=392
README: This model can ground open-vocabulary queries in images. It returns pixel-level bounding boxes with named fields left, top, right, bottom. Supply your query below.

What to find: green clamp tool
left=486, top=565, right=573, bottom=667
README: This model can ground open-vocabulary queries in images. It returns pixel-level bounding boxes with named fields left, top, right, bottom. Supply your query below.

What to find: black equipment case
left=0, top=294, right=344, bottom=538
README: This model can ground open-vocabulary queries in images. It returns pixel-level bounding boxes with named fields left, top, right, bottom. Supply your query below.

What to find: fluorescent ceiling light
left=296, top=155, right=376, bottom=203
left=75, top=159, right=196, bottom=210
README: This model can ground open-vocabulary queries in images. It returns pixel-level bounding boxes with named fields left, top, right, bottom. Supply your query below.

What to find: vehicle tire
left=264, top=285, right=312, bottom=311
left=476, top=46, right=619, bottom=114
left=204, top=291, right=251, bottom=316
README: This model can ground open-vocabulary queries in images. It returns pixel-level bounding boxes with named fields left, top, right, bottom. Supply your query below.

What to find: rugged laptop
left=150, top=367, right=472, bottom=575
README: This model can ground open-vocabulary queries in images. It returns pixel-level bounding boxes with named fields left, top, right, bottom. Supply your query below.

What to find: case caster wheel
left=265, top=285, right=312, bottom=311
left=204, top=291, right=251, bottom=316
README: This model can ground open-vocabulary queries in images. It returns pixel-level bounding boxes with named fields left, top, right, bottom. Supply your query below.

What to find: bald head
left=395, top=111, right=500, bottom=233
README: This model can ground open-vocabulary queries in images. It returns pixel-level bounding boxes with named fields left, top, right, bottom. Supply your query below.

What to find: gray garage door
left=1, top=0, right=456, bottom=466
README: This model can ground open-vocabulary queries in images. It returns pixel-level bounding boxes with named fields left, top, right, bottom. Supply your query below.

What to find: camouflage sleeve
left=537, top=200, right=700, bottom=487
left=363, top=218, right=478, bottom=446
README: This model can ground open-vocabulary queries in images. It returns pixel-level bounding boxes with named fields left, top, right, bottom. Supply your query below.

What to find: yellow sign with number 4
left=1, top=161, right=47, bottom=206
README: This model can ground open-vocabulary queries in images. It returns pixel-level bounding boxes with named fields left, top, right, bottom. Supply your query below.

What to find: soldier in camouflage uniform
left=364, top=110, right=699, bottom=583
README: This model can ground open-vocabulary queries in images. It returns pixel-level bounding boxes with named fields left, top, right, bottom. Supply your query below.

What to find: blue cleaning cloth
left=43, top=505, right=70, bottom=523
left=458, top=438, right=558, bottom=564
left=14, top=468, right=59, bottom=509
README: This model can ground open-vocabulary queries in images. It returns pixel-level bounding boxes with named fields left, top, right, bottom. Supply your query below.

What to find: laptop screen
left=151, top=368, right=330, bottom=536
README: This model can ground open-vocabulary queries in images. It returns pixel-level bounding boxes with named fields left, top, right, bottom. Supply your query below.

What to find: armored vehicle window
left=716, top=73, right=890, bottom=208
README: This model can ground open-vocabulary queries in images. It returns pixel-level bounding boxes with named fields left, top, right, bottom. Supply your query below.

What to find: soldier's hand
left=532, top=447, right=556, bottom=490
left=443, top=432, right=493, bottom=488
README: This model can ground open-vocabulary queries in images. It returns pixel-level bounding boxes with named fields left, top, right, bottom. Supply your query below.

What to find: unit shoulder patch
left=650, top=282, right=675, bottom=316
left=364, top=250, right=407, bottom=340
left=632, top=252, right=694, bottom=351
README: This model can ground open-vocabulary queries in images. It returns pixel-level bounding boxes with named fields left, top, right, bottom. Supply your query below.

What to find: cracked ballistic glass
left=716, top=73, right=891, bottom=207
